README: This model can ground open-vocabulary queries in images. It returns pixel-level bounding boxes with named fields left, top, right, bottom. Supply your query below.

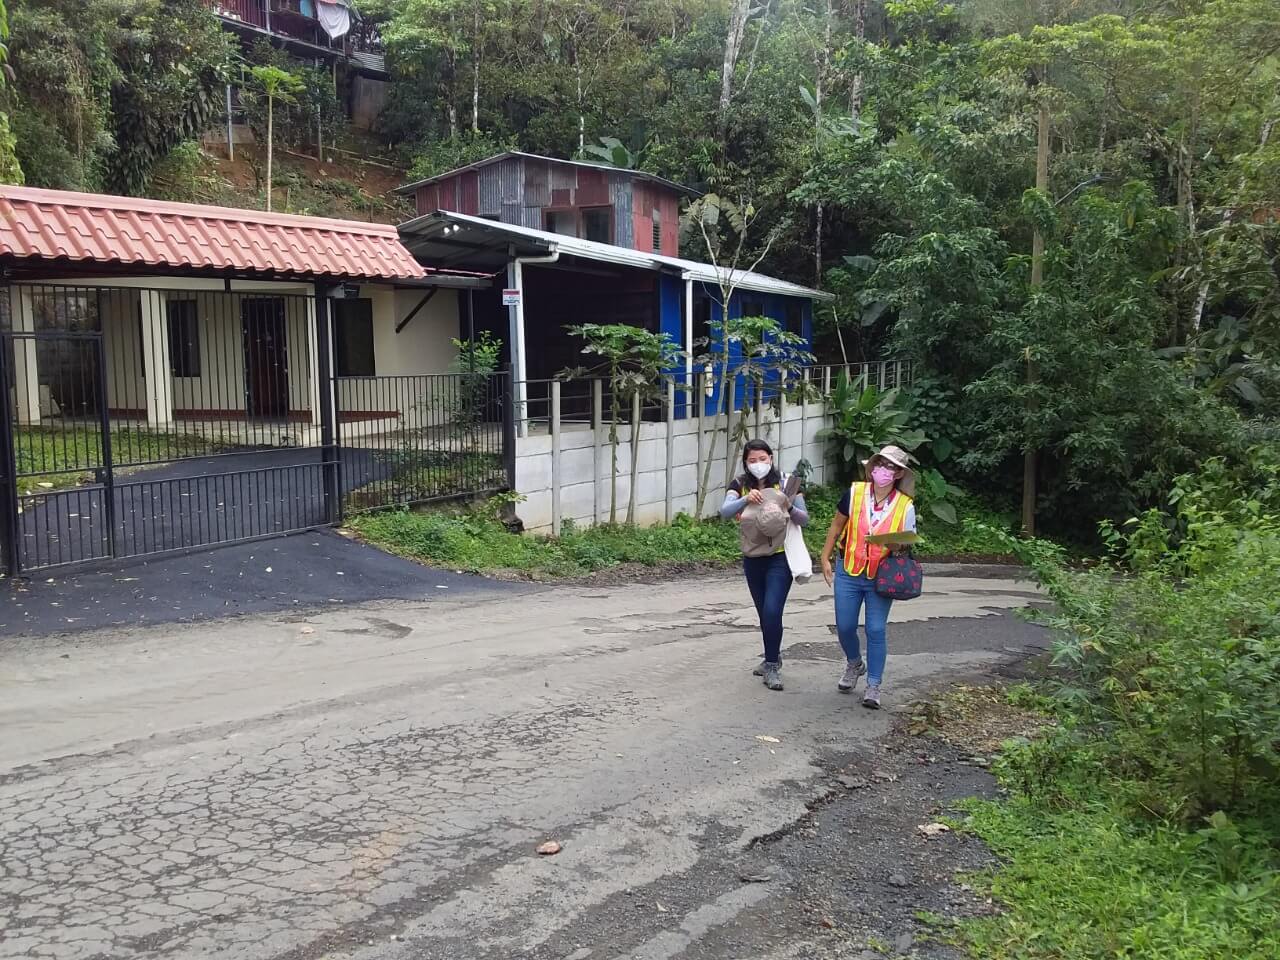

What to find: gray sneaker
left=837, top=659, right=866, bottom=693
left=761, top=662, right=784, bottom=691
left=861, top=684, right=882, bottom=709
left=753, top=656, right=781, bottom=677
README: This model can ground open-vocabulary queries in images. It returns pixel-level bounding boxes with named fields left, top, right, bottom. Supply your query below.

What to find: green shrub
left=995, top=445, right=1280, bottom=820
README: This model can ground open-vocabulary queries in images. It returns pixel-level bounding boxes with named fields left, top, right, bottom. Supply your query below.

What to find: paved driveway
left=0, top=527, right=528, bottom=638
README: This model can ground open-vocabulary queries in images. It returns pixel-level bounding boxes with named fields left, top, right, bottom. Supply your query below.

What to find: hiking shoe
left=837, top=659, right=866, bottom=693
left=861, top=684, right=882, bottom=709
left=761, top=662, right=784, bottom=691
left=753, top=656, right=781, bottom=677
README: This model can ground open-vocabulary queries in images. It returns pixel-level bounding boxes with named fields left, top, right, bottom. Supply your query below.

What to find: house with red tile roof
left=0, top=186, right=488, bottom=436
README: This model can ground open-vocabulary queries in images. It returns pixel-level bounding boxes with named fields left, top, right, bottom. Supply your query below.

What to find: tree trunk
left=718, top=0, right=753, bottom=138
left=265, top=93, right=274, bottom=212
left=445, top=49, right=458, bottom=138
left=609, top=391, right=619, bottom=525
left=850, top=0, right=866, bottom=120
left=627, top=391, right=641, bottom=524
left=471, top=7, right=482, bottom=133
left=576, top=55, right=586, bottom=154
left=1023, top=99, right=1050, bottom=538
left=814, top=0, right=831, bottom=287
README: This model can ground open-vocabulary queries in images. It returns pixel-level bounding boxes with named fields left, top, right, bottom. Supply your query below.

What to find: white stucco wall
left=512, top=398, right=835, bottom=535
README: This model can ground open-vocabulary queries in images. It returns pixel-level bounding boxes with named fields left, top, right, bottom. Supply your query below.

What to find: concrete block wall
left=512, top=391, right=836, bottom=535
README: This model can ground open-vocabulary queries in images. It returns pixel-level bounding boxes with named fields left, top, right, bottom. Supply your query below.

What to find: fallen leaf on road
left=820, top=917, right=835, bottom=929
left=739, top=874, right=772, bottom=884
left=917, top=822, right=951, bottom=838
left=265, top=567, right=273, bottom=573
left=300, top=626, right=315, bottom=635
left=755, top=735, right=781, bottom=744
left=536, top=841, right=561, bottom=856
left=655, top=902, right=669, bottom=913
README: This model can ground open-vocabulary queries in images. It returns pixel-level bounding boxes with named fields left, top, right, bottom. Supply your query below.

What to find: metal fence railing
left=335, top=371, right=510, bottom=513
left=510, top=361, right=915, bottom=435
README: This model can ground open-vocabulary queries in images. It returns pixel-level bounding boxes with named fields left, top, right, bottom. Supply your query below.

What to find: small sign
left=341, top=283, right=360, bottom=299
left=502, top=288, right=522, bottom=306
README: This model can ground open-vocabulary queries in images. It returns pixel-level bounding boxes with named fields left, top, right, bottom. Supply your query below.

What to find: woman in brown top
left=720, top=439, right=810, bottom=690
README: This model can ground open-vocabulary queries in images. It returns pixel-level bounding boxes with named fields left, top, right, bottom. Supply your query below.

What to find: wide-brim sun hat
left=863, top=444, right=917, bottom=497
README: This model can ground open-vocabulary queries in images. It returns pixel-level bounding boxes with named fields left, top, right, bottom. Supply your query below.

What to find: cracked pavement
left=0, top=567, right=1048, bottom=959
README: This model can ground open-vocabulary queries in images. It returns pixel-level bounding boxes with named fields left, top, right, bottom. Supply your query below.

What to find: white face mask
left=747, top=461, right=772, bottom=480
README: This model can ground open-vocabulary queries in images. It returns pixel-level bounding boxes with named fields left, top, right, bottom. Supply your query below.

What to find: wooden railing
left=205, top=0, right=384, bottom=59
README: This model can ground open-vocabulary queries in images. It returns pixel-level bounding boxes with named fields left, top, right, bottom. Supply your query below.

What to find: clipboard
left=864, top=531, right=919, bottom=546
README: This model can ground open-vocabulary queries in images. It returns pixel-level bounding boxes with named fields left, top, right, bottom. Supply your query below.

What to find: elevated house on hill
left=393, top=152, right=831, bottom=419
left=204, top=0, right=388, bottom=138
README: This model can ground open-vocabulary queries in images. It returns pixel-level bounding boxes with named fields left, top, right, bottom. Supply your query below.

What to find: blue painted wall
left=655, top=281, right=815, bottom=420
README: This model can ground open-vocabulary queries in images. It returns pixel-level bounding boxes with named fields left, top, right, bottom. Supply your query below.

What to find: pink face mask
left=871, top=465, right=897, bottom=487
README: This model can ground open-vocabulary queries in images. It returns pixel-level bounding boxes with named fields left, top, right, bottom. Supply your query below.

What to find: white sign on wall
left=502, top=288, right=522, bottom=306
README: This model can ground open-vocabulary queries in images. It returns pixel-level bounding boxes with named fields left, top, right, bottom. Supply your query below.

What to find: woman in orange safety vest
left=818, top=444, right=916, bottom=709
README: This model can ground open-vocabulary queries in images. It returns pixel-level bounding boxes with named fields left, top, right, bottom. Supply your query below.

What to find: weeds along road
left=0, top=567, right=1048, bottom=960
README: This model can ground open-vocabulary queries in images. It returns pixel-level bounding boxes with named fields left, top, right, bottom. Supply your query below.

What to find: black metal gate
left=0, top=327, right=342, bottom=576
left=0, top=286, right=514, bottom=578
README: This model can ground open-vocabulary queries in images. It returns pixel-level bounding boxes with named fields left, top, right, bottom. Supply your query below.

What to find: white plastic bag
left=785, top=521, right=813, bottom=583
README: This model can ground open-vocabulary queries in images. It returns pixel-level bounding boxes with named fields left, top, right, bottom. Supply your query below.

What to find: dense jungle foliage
left=0, top=0, right=1276, bottom=542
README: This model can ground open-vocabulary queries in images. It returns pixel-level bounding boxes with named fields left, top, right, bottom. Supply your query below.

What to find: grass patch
left=13, top=426, right=225, bottom=491
left=955, top=797, right=1280, bottom=959
left=349, top=508, right=743, bottom=579
left=348, top=483, right=1022, bottom=579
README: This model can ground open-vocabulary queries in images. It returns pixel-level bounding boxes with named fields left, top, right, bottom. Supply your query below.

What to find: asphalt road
left=0, top=569, right=1048, bottom=960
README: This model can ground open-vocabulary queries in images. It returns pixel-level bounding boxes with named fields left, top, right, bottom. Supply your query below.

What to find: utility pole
left=1023, top=93, right=1050, bottom=538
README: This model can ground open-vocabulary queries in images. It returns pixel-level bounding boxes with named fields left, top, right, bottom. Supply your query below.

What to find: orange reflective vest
left=840, top=483, right=913, bottom=579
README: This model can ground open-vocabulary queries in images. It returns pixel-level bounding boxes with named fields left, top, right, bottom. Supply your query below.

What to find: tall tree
left=248, top=65, right=303, bottom=212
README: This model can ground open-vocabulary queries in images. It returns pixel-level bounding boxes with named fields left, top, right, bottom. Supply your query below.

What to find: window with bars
left=167, top=300, right=201, bottom=378
left=334, top=298, right=376, bottom=377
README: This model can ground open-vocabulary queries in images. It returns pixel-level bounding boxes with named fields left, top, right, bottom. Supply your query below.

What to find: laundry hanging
left=316, top=0, right=351, bottom=39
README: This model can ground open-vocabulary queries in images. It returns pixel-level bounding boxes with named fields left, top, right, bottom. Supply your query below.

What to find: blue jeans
left=834, top=563, right=893, bottom=685
left=742, top=552, right=792, bottom=664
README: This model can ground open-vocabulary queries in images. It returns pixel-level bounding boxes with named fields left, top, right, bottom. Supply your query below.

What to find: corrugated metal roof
left=0, top=185, right=432, bottom=281
left=395, top=151, right=699, bottom=199
left=399, top=210, right=833, bottom=301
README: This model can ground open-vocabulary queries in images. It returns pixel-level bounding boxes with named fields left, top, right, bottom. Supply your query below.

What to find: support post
left=683, top=277, right=694, bottom=419
left=306, top=297, right=322, bottom=428
left=695, top=372, right=705, bottom=517
left=93, top=335, right=117, bottom=560
left=9, top=287, right=40, bottom=425
left=138, top=289, right=173, bottom=427
left=501, top=363, right=517, bottom=493
left=664, top=379, right=675, bottom=522
left=0, top=331, right=21, bottom=575
left=225, top=84, right=235, bottom=162
left=506, top=259, right=528, bottom=438
left=592, top=378, right=603, bottom=525
left=776, top=370, right=786, bottom=469
left=313, top=286, right=340, bottom=524
left=550, top=379, right=562, bottom=537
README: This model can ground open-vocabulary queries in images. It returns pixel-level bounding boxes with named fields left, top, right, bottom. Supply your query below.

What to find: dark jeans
left=742, top=552, right=793, bottom=665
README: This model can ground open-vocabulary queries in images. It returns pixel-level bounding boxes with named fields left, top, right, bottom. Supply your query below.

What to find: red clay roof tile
left=0, top=186, right=430, bottom=281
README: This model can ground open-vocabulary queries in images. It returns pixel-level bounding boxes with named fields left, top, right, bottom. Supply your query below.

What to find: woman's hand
left=821, top=555, right=834, bottom=587
left=746, top=489, right=765, bottom=504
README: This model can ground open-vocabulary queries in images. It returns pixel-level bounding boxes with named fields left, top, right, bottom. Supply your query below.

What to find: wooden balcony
left=206, top=0, right=386, bottom=76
